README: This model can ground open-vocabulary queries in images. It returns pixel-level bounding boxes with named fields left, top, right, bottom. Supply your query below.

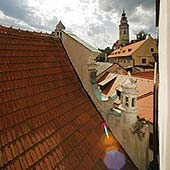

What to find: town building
left=108, top=35, right=158, bottom=71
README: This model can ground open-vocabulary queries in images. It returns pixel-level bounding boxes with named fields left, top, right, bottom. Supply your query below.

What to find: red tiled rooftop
left=108, top=40, right=146, bottom=58
left=137, top=95, right=153, bottom=122
left=0, top=26, right=107, bottom=169
left=131, top=71, right=154, bottom=80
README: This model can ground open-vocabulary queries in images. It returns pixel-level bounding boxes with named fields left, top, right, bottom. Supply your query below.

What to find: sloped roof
left=108, top=39, right=146, bottom=58
left=0, top=25, right=107, bottom=169
left=98, top=74, right=117, bottom=86
left=131, top=71, right=154, bottom=80
left=137, top=94, right=153, bottom=122
left=96, top=62, right=113, bottom=76
left=63, top=30, right=101, bottom=53
left=98, top=73, right=154, bottom=122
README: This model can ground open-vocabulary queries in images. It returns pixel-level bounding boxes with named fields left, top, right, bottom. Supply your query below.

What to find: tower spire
left=122, top=9, right=125, bottom=16
left=118, top=10, right=129, bottom=46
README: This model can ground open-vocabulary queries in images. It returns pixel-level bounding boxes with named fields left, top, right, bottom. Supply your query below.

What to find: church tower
left=118, top=10, right=129, bottom=46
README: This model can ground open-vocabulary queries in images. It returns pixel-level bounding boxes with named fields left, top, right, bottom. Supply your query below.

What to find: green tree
left=136, top=31, right=147, bottom=41
left=98, top=47, right=112, bottom=55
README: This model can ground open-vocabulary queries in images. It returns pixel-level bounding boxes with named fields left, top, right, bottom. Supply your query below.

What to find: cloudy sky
left=0, top=0, right=157, bottom=49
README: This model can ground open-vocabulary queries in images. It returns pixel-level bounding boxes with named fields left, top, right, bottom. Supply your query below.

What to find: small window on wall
left=142, top=58, right=146, bottom=64
left=132, top=98, right=135, bottom=107
left=124, top=30, right=126, bottom=34
left=125, top=96, right=128, bottom=107
left=151, top=48, right=154, bottom=53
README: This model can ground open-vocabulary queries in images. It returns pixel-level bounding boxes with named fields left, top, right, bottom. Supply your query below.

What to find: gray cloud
left=98, top=0, right=156, bottom=43
left=0, top=0, right=28, bottom=20
left=80, top=0, right=89, bottom=3
left=0, top=0, right=58, bottom=32
left=0, top=0, right=156, bottom=49
left=98, top=0, right=154, bottom=14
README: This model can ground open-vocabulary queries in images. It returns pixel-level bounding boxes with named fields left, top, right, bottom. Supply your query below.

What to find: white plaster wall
left=61, top=31, right=114, bottom=114
left=106, top=113, right=153, bottom=170
left=159, top=0, right=170, bottom=169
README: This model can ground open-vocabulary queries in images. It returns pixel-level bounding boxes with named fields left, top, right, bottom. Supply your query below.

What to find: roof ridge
left=137, top=91, right=153, bottom=100
left=108, top=39, right=147, bottom=58
left=62, top=30, right=100, bottom=53
left=0, top=25, right=51, bottom=38
left=112, top=39, right=146, bottom=52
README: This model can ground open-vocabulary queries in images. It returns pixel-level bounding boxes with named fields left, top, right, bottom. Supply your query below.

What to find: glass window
left=151, top=48, right=154, bottom=52
left=125, top=96, right=128, bottom=107
left=142, top=58, right=146, bottom=64
left=132, top=98, right=135, bottom=107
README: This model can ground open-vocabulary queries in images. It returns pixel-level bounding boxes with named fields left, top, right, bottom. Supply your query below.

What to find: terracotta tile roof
left=0, top=26, right=107, bottom=169
left=131, top=71, right=154, bottom=80
left=137, top=95, right=153, bottom=122
left=97, top=71, right=110, bottom=84
left=108, top=39, right=146, bottom=58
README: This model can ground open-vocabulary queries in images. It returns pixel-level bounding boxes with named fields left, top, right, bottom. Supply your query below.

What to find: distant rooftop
left=96, top=62, right=113, bottom=76
left=131, top=71, right=154, bottom=80
left=108, top=39, right=146, bottom=58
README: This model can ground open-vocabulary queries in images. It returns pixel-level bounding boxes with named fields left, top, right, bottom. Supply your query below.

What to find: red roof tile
left=137, top=95, right=153, bottom=122
left=0, top=26, right=107, bottom=169
left=108, top=39, right=146, bottom=58
left=131, top=71, right=154, bottom=80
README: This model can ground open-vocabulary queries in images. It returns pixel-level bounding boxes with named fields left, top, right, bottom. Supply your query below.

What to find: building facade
left=109, top=35, right=158, bottom=71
